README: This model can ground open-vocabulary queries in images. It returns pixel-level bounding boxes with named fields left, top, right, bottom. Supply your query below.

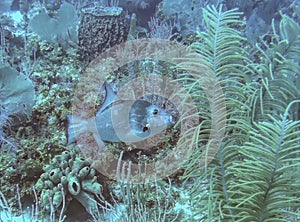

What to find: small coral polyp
left=35, top=150, right=103, bottom=216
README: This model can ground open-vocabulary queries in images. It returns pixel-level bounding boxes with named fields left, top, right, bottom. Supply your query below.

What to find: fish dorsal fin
left=98, top=81, right=116, bottom=113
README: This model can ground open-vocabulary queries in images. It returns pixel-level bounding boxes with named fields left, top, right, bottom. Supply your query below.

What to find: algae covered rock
left=35, top=150, right=103, bottom=216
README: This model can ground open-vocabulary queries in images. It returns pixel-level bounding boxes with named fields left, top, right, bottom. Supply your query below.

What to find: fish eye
left=142, top=124, right=150, bottom=132
left=153, top=109, right=158, bottom=115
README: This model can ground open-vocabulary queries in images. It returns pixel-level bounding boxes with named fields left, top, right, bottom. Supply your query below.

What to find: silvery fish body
left=67, top=82, right=174, bottom=148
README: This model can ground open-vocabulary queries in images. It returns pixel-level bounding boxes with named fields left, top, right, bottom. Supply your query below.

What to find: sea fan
left=0, top=65, right=35, bottom=152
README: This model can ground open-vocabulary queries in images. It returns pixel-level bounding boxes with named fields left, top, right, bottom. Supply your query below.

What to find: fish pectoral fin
left=86, top=118, right=106, bottom=152
left=93, top=133, right=105, bottom=153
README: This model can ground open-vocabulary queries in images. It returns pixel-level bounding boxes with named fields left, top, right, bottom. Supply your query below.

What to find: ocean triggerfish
left=66, top=81, right=175, bottom=150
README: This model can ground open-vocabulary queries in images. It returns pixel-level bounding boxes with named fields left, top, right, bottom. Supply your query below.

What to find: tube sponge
left=67, top=174, right=81, bottom=196
left=35, top=151, right=103, bottom=217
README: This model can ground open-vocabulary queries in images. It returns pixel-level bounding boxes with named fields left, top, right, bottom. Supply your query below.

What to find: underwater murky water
left=1, top=0, right=300, bottom=221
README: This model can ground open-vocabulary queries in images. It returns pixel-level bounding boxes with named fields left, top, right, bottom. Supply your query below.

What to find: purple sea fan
left=0, top=66, right=35, bottom=151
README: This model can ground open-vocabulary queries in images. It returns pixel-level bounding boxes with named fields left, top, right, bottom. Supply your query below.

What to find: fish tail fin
left=66, top=115, right=105, bottom=152
left=66, top=114, right=90, bottom=145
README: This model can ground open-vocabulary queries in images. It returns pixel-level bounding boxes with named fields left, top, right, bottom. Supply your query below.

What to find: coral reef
left=35, top=150, right=103, bottom=216
left=225, top=0, right=298, bottom=44
left=1, top=0, right=300, bottom=221
left=160, top=0, right=220, bottom=37
left=0, top=7, right=81, bottom=202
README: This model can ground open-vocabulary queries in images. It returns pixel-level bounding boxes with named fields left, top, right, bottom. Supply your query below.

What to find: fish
left=66, top=81, right=175, bottom=150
